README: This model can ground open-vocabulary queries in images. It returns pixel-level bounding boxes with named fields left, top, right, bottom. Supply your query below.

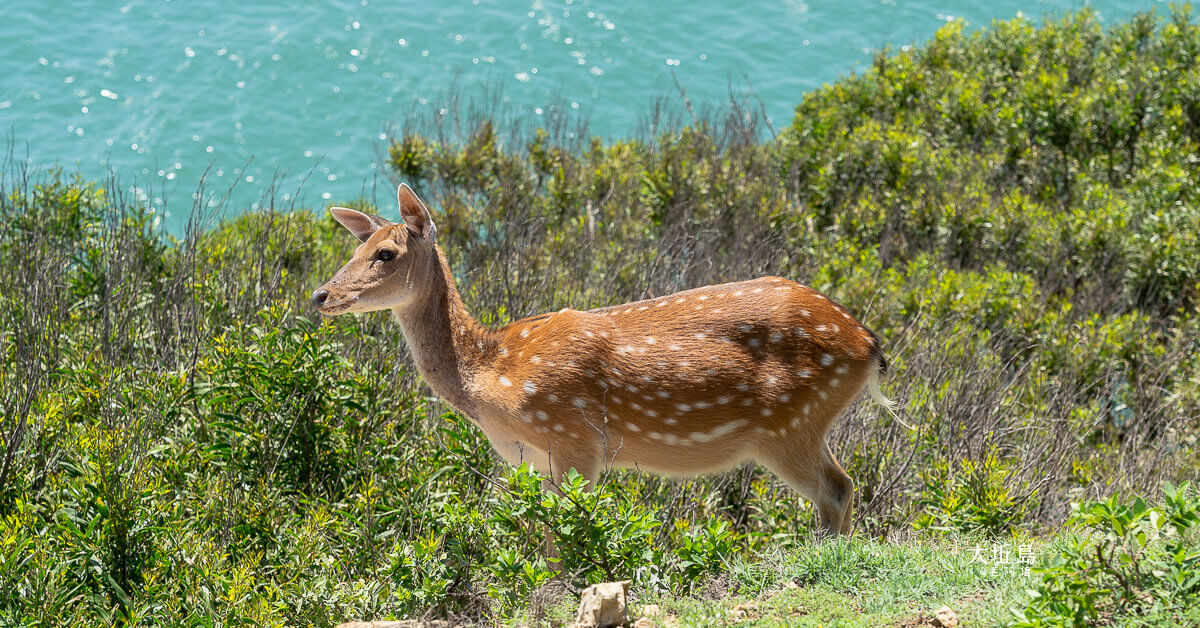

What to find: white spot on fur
left=800, top=309, right=811, bottom=317
left=656, top=390, right=670, bottom=398
left=818, top=390, right=828, bottom=400
left=835, top=364, right=849, bottom=375
left=761, top=408, right=773, bottom=416
left=638, top=306, right=648, bottom=311
left=821, top=353, right=834, bottom=366
left=553, top=424, right=565, bottom=432
left=572, top=397, right=587, bottom=408
left=741, top=398, right=753, bottom=406
left=520, top=328, right=530, bottom=338
left=793, top=326, right=810, bottom=338
left=521, top=413, right=534, bottom=423
left=799, top=368, right=812, bottom=378
left=499, top=376, right=512, bottom=387
left=829, top=378, right=840, bottom=388
left=645, top=409, right=659, bottom=417
left=656, top=301, right=667, bottom=307
left=816, top=324, right=827, bottom=332
left=790, top=417, right=803, bottom=428
left=695, top=333, right=707, bottom=339
left=675, top=298, right=686, bottom=304
left=664, top=418, right=678, bottom=425
left=748, top=338, right=761, bottom=348
left=694, top=401, right=712, bottom=409
left=499, top=347, right=509, bottom=357
left=779, top=393, right=791, bottom=403
left=717, top=395, right=732, bottom=405
left=770, top=331, right=783, bottom=343
left=524, top=381, right=537, bottom=394
left=627, top=423, right=641, bottom=432
left=699, top=295, right=709, bottom=300
left=645, top=337, right=656, bottom=344
left=753, top=288, right=763, bottom=293
left=547, top=394, right=559, bottom=403
left=675, top=403, right=692, bottom=412
left=536, top=410, right=549, bottom=420
left=690, top=419, right=748, bottom=443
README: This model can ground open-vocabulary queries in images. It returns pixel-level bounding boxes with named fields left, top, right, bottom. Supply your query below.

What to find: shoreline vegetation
left=1, top=7, right=1198, bottom=626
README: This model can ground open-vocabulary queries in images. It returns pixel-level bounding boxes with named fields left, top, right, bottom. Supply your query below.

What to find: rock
left=931, top=605, right=959, bottom=628
left=573, top=580, right=631, bottom=628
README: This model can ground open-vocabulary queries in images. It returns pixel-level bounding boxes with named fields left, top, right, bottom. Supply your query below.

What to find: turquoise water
left=0, top=0, right=1166, bottom=229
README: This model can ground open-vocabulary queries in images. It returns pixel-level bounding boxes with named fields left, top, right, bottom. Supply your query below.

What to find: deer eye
left=376, top=249, right=396, bottom=261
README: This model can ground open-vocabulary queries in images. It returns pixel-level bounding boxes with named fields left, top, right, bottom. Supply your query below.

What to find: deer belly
left=608, top=436, right=753, bottom=476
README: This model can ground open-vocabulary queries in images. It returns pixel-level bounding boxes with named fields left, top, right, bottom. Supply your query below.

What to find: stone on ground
left=573, top=580, right=631, bottom=628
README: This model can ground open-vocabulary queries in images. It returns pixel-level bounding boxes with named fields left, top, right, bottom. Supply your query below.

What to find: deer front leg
left=541, top=447, right=600, bottom=493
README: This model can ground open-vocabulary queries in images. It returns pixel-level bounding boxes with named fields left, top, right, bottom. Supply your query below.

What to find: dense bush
left=1016, top=483, right=1200, bottom=626
left=0, top=7, right=1198, bottom=626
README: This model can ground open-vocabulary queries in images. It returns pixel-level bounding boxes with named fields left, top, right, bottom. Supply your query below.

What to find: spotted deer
left=312, top=184, right=893, bottom=535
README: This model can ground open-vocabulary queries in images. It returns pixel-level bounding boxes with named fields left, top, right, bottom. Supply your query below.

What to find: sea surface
left=0, top=0, right=1169, bottom=230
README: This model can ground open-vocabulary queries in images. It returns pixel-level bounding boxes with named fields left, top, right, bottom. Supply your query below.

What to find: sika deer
left=312, top=184, right=893, bottom=535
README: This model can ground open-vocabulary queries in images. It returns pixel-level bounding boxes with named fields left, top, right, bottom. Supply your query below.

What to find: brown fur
left=313, top=184, right=888, bottom=535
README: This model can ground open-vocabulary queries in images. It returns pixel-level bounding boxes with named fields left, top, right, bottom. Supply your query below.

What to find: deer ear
left=397, top=183, right=436, bottom=240
left=330, top=207, right=390, bottom=242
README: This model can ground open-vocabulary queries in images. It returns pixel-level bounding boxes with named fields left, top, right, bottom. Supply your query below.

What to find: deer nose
left=311, top=289, right=330, bottom=308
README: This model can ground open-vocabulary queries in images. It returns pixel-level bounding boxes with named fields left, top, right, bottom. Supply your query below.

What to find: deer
left=311, top=183, right=894, bottom=536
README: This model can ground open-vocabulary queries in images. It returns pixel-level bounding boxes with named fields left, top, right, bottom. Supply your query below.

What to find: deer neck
left=391, top=245, right=495, bottom=415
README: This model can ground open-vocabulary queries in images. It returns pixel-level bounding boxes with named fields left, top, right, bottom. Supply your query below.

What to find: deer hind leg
left=761, top=440, right=854, bottom=537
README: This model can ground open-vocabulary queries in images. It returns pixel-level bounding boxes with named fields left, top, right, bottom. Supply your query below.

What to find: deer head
left=311, top=184, right=439, bottom=314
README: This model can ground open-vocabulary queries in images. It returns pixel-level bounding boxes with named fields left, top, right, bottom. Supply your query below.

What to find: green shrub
left=1015, top=483, right=1200, bottom=626
left=916, top=453, right=1034, bottom=537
